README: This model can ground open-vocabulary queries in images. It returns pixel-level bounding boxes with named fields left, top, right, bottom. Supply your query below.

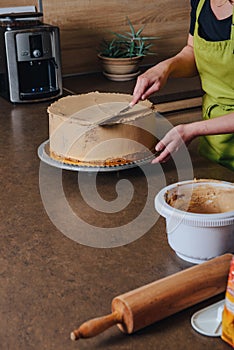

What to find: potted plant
left=98, top=17, right=159, bottom=81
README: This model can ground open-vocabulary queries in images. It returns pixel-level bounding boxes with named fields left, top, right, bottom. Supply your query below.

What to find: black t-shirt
left=189, top=0, right=232, bottom=41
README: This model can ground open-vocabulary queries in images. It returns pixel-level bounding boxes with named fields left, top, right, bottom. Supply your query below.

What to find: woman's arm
left=152, top=112, right=234, bottom=163
left=131, top=34, right=198, bottom=105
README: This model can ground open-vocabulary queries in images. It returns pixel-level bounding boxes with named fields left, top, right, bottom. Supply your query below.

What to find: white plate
left=37, top=140, right=155, bottom=172
left=191, top=299, right=225, bottom=337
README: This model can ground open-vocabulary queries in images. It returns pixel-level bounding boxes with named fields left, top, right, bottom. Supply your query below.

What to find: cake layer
left=48, top=92, right=157, bottom=165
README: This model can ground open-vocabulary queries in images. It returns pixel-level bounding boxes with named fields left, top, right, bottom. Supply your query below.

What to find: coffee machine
left=0, top=9, right=62, bottom=103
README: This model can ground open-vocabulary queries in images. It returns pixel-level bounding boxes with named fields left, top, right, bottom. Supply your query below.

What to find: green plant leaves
left=99, top=17, right=159, bottom=58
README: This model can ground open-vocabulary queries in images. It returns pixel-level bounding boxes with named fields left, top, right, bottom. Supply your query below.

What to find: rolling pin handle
left=70, top=310, right=122, bottom=341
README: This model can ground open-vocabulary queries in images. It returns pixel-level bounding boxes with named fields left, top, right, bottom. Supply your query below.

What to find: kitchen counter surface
left=0, top=72, right=233, bottom=350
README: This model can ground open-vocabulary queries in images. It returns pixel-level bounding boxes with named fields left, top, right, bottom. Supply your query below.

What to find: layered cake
left=48, top=92, right=157, bottom=166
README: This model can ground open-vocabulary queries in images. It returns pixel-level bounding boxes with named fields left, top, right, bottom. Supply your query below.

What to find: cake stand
left=37, top=140, right=155, bottom=172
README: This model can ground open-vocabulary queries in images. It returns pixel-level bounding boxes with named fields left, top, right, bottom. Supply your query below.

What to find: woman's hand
left=131, top=61, right=170, bottom=105
left=152, top=111, right=234, bottom=164
left=131, top=35, right=196, bottom=106
left=152, top=124, right=195, bottom=164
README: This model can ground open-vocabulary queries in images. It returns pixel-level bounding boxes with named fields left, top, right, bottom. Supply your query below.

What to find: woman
left=131, top=0, right=234, bottom=170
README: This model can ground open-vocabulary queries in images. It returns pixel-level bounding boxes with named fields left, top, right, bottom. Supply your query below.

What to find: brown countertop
left=0, top=73, right=233, bottom=350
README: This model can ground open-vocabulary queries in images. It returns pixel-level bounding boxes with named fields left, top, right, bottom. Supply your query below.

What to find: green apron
left=193, top=0, right=234, bottom=171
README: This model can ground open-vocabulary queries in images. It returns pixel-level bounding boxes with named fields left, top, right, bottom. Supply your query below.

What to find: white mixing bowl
left=155, top=179, right=234, bottom=264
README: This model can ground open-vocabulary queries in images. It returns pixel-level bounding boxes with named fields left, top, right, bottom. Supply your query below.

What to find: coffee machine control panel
left=16, top=31, right=53, bottom=61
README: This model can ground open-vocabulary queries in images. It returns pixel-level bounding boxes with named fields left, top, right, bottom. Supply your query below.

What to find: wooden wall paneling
left=43, top=0, right=191, bottom=75
left=0, top=0, right=191, bottom=76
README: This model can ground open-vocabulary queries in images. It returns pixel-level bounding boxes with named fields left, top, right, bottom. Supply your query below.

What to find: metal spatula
left=98, top=103, right=133, bottom=126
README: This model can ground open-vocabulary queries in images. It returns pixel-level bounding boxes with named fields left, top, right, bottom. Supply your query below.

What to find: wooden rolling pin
left=70, top=253, right=232, bottom=341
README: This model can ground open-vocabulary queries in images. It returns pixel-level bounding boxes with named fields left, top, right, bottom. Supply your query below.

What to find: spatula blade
left=99, top=104, right=132, bottom=126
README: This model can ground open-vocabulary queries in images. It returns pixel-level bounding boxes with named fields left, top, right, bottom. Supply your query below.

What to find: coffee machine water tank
left=0, top=22, right=62, bottom=103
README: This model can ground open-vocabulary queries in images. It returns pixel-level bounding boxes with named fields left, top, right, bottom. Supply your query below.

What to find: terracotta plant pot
left=98, top=54, right=143, bottom=81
